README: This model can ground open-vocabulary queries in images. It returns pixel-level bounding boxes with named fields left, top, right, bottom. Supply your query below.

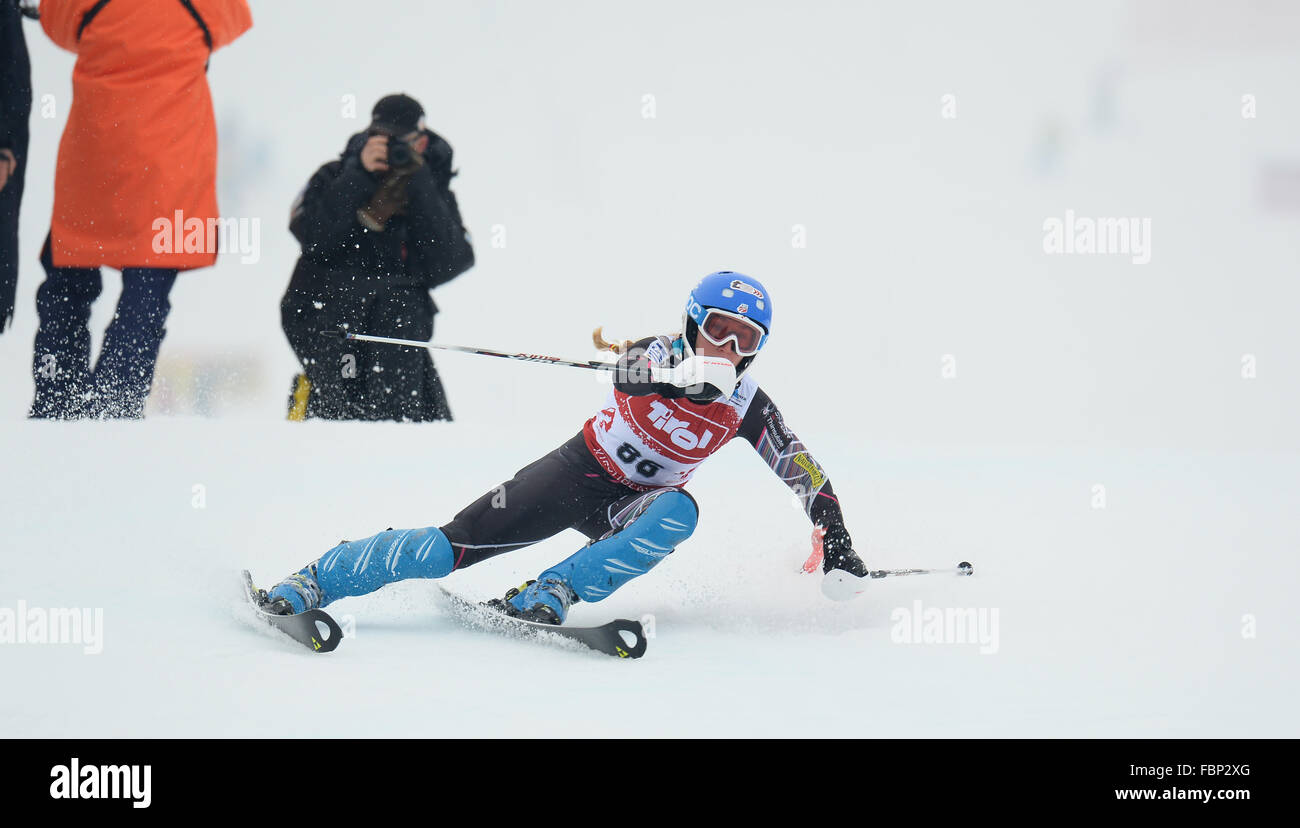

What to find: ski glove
left=652, top=356, right=737, bottom=403
left=820, top=523, right=868, bottom=577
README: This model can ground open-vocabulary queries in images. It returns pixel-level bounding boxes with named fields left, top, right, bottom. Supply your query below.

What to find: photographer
left=282, top=94, right=474, bottom=422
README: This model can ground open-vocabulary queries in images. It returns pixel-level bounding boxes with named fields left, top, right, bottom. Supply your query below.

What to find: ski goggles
left=696, top=308, right=766, bottom=356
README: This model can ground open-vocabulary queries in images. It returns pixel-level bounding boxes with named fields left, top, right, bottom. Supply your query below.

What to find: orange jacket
left=42, top=0, right=252, bottom=269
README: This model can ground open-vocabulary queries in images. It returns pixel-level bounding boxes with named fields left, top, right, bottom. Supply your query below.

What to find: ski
left=434, top=586, right=648, bottom=659
left=240, top=570, right=344, bottom=653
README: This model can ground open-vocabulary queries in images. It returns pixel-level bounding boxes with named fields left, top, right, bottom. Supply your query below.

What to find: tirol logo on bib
left=645, top=400, right=718, bottom=450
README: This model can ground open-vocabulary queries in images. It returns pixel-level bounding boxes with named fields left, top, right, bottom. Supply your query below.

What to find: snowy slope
left=0, top=417, right=1294, bottom=737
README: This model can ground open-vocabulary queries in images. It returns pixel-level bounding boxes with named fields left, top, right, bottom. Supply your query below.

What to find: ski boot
left=262, top=563, right=326, bottom=616
left=484, top=579, right=576, bottom=625
left=250, top=586, right=275, bottom=612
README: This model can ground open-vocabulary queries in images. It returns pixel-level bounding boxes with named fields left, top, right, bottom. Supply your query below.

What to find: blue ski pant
left=307, top=433, right=699, bottom=606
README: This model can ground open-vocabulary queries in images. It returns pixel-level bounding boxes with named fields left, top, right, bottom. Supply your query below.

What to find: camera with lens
left=387, top=138, right=415, bottom=170
left=367, top=126, right=422, bottom=175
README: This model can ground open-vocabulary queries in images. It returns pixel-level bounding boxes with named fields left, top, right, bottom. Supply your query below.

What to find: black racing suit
left=440, top=336, right=856, bottom=573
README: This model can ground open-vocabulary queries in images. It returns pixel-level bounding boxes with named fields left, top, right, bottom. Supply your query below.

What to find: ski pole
left=320, top=328, right=619, bottom=373
left=868, top=561, right=974, bottom=579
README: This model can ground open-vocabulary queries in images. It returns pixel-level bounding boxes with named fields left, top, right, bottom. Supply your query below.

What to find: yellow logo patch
left=792, top=453, right=825, bottom=488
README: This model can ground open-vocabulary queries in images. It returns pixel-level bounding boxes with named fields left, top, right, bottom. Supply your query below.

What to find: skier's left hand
left=814, top=524, right=870, bottom=601
left=820, top=524, right=868, bottom=577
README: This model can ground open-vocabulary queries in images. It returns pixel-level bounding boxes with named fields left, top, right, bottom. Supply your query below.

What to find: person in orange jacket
left=30, top=0, right=252, bottom=419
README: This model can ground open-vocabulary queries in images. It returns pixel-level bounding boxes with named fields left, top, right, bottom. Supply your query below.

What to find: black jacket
left=280, top=129, right=472, bottom=422
left=0, top=0, right=33, bottom=334
left=0, top=1, right=32, bottom=156
left=284, top=129, right=474, bottom=315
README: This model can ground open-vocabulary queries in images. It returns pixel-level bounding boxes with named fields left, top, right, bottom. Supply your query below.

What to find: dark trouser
left=30, top=235, right=178, bottom=419
left=440, top=432, right=692, bottom=570
left=357, top=285, right=451, bottom=422
left=281, top=279, right=370, bottom=420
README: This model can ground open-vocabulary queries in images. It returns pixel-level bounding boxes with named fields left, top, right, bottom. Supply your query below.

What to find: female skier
left=259, top=271, right=869, bottom=623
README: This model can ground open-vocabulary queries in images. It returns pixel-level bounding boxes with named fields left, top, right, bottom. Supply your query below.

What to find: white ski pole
left=869, top=561, right=974, bottom=579
left=822, top=561, right=973, bottom=601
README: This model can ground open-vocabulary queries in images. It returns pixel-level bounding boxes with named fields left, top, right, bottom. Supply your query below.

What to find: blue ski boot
left=491, top=488, right=698, bottom=625
left=484, top=579, right=574, bottom=625
left=263, top=562, right=326, bottom=615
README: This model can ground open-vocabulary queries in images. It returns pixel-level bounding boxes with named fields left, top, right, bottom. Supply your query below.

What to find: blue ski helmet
left=681, top=271, right=772, bottom=381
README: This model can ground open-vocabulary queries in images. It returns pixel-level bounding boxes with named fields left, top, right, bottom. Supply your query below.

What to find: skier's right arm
left=288, top=158, right=377, bottom=258
left=612, top=338, right=735, bottom=402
